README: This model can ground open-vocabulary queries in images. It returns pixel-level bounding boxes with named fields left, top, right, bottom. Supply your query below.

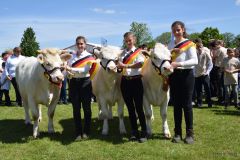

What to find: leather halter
left=100, top=58, right=118, bottom=71
left=41, top=64, right=64, bottom=86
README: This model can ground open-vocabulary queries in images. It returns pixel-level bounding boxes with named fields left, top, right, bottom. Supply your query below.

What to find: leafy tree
left=20, top=27, right=40, bottom=57
left=199, top=27, right=223, bottom=47
left=222, top=32, right=235, bottom=48
left=127, top=22, right=153, bottom=47
left=155, top=32, right=171, bottom=45
left=233, top=34, right=240, bottom=48
left=188, top=32, right=201, bottom=41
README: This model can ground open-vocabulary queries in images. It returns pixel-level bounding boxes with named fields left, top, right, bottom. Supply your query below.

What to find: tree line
left=19, top=22, right=240, bottom=57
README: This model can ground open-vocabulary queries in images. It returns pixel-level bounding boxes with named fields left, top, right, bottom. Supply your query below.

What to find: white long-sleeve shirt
left=119, top=46, right=145, bottom=76
left=195, top=47, right=213, bottom=77
left=5, top=54, right=25, bottom=78
left=68, top=50, right=92, bottom=78
left=168, top=39, right=198, bottom=69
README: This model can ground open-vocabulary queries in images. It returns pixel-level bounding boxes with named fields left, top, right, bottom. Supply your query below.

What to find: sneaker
left=75, top=135, right=82, bottom=141
left=82, top=134, right=89, bottom=140
left=184, top=136, right=194, bottom=144
left=172, top=135, right=182, bottom=143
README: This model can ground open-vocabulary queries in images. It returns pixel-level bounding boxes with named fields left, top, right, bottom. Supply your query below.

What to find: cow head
left=94, top=46, right=122, bottom=73
left=146, top=43, right=173, bottom=76
left=37, top=48, right=72, bottom=84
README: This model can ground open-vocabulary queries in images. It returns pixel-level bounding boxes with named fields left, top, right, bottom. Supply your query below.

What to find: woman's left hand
left=117, top=61, right=126, bottom=69
left=171, top=62, right=181, bottom=69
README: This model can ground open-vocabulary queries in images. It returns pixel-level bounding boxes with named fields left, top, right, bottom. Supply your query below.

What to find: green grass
left=0, top=100, right=240, bottom=160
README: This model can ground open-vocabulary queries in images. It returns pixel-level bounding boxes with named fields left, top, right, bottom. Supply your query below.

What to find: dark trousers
left=69, top=77, right=92, bottom=136
left=0, top=89, right=11, bottom=105
left=11, top=77, right=22, bottom=105
left=211, top=66, right=224, bottom=102
left=195, top=75, right=212, bottom=106
left=120, top=76, right=146, bottom=136
left=169, top=69, right=194, bottom=135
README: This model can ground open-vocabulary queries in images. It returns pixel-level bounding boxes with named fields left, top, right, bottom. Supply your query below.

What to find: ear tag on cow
left=44, top=72, right=50, bottom=80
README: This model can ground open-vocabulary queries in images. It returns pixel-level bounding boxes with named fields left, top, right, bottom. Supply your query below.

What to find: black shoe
left=208, top=104, right=212, bottom=108
left=138, top=131, right=147, bottom=143
left=184, top=136, right=194, bottom=144
left=172, top=135, right=182, bottom=143
left=129, top=135, right=138, bottom=142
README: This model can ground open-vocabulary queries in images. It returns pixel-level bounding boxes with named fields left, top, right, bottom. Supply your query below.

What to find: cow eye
left=46, top=62, right=51, bottom=67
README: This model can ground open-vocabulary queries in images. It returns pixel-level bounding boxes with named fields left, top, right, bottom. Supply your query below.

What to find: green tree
left=20, top=27, right=40, bottom=57
left=199, top=27, right=223, bottom=47
left=127, top=22, right=153, bottom=47
left=222, top=32, right=235, bottom=48
left=155, top=32, right=171, bottom=45
left=233, top=34, right=240, bottom=48
left=188, top=32, right=201, bottom=41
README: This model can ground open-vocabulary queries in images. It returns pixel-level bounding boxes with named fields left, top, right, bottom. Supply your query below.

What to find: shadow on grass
left=54, top=117, right=131, bottom=145
left=0, top=119, right=33, bottom=143
left=212, top=109, right=240, bottom=116
left=0, top=116, right=170, bottom=145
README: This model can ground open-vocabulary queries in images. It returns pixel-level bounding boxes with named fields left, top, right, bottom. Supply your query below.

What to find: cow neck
left=101, top=67, right=117, bottom=90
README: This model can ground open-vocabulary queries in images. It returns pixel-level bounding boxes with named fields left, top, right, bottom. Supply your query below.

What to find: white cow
left=92, top=47, right=126, bottom=135
left=15, top=48, right=71, bottom=138
left=141, top=43, right=173, bottom=138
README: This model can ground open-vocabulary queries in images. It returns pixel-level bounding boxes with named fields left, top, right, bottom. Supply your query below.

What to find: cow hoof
left=48, top=129, right=55, bottom=134
left=33, top=132, right=40, bottom=138
left=102, top=130, right=108, bottom=136
left=120, top=129, right=127, bottom=135
left=164, top=133, right=171, bottom=139
left=25, top=121, right=32, bottom=126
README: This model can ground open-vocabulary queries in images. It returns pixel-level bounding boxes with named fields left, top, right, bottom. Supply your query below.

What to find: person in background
left=5, top=47, right=25, bottom=106
left=117, top=32, right=147, bottom=143
left=168, top=21, right=198, bottom=144
left=194, top=38, right=213, bottom=108
left=211, top=40, right=227, bottom=105
left=0, top=62, right=11, bottom=106
left=221, top=48, right=240, bottom=110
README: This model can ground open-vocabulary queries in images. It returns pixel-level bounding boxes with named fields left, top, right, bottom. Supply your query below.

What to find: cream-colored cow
left=15, top=49, right=71, bottom=138
left=141, top=43, right=173, bottom=138
left=92, top=47, right=126, bottom=135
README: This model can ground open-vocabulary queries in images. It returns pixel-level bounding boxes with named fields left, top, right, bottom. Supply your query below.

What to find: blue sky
left=0, top=0, right=240, bottom=52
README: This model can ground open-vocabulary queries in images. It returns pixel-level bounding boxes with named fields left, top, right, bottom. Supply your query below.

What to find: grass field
left=0, top=92, right=240, bottom=160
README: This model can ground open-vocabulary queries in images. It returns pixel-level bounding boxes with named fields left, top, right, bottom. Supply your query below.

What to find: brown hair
left=13, top=47, right=21, bottom=53
left=75, top=36, right=87, bottom=44
left=171, top=21, right=188, bottom=38
left=123, top=32, right=135, bottom=39
left=227, top=48, right=234, bottom=53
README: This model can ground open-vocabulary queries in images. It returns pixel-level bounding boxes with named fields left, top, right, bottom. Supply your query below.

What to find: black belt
left=122, top=75, right=142, bottom=80
left=174, top=69, right=193, bottom=73
left=72, top=77, right=90, bottom=81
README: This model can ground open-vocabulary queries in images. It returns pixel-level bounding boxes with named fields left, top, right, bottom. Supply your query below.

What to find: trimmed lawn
left=0, top=102, right=239, bottom=160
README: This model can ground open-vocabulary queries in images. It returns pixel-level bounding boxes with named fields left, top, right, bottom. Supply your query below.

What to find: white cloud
left=91, top=8, right=116, bottom=14
left=0, top=17, right=129, bottom=51
left=236, top=0, right=240, bottom=6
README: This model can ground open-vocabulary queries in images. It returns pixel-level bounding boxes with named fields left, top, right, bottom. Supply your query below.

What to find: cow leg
left=143, top=98, right=152, bottom=136
left=23, top=98, right=31, bottom=125
left=99, top=99, right=109, bottom=135
left=29, top=99, right=40, bottom=138
left=38, top=105, right=42, bottom=122
left=47, top=104, right=56, bottom=134
left=108, top=105, right=113, bottom=120
left=160, top=99, right=171, bottom=139
left=117, top=101, right=126, bottom=134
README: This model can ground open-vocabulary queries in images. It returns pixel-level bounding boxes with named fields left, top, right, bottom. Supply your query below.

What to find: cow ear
left=37, top=54, right=44, bottom=64
left=60, top=53, right=72, bottom=62
left=37, top=50, right=42, bottom=54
